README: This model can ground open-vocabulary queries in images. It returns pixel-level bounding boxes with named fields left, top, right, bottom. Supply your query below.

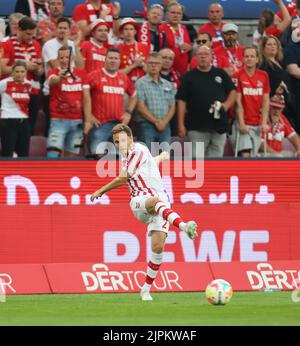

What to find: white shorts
left=130, top=196, right=170, bottom=236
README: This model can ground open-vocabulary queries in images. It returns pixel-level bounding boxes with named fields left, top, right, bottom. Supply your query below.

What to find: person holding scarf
left=138, top=3, right=166, bottom=52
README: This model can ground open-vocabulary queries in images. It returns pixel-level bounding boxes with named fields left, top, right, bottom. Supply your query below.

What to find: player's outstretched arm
left=153, top=151, right=170, bottom=166
left=90, top=172, right=129, bottom=202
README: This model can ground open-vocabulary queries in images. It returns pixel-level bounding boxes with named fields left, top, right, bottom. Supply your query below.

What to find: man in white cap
left=81, top=19, right=110, bottom=74
left=214, top=23, right=244, bottom=78
left=118, top=18, right=150, bottom=83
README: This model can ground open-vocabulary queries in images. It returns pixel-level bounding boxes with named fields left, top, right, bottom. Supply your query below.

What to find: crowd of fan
left=1, top=0, right=300, bottom=158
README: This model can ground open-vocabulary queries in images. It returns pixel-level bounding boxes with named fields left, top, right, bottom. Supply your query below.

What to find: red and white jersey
left=237, top=68, right=270, bottom=126
left=0, top=77, right=32, bottom=119
left=122, top=143, right=169, bottom=202
left=87, top=68, right=136, bottom=124
left=72, top=1, right=114, bottom=28
left=266, top=115, right=296, bottom=152
left=118, top=41, right=150, bottom=83
left=2, top=37, right=42, bottom=94
left=81, top=39, right=109, bottom=74
left=48, top=68, right=89, bottom=120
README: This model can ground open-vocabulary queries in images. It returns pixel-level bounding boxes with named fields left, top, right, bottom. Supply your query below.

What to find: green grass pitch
left=0, top=292, right=299, bottom=326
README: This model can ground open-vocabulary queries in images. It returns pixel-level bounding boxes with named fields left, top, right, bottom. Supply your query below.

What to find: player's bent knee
left=145, top=197, right=161, bottom=215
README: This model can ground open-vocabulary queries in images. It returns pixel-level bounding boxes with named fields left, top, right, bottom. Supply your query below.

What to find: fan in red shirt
left=0, top=16, right=43, bottom=134
left=81, top=19, right=110, bottom=74
left=262, top=94, right=300, bottom=157
left=253, top=0, right=291, bottom=46
left=0, top=61, right=33, bottom=157
left=47, top=46, right=89, bottom=157
left=198, top=3, right=225, bottom=49
left=72, top=0, right=121, bottom=40
left=160, top=2, right=192, bottom=77
left=84, top=47, right=137, bottom=155
left=118, top=18, right=150, bottom=83
left=214, top=23, right=244, bottom=77
left=234, top=47, right=270, bottom=157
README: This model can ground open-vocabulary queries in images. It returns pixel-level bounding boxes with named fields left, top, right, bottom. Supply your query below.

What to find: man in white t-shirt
left=90, top=124, right=198, bottom=301
left=42, top=17, right=83, bottom=75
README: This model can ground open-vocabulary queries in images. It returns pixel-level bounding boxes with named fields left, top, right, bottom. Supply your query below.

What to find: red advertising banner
left=210, top=261, right=300, bottom=291
left=0, top=204, right=299, bottom=264
left=0, top=261, right=299, bottom=295
left=0, top=160, right=300, bottom=205
left=0, top=264, right=51, bottom=295
left=44, top=262, right=213, bottom=294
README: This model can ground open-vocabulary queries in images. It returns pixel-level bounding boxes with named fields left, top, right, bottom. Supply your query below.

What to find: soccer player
left=90, top=124, right=198, bottom=301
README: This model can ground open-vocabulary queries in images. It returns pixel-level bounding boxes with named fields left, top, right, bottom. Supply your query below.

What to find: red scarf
left=11, top=36, right=37, bottom=61
left=138, top=21, right=164, bottom=50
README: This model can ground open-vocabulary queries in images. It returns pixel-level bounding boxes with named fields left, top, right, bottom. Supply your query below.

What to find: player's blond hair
left=112, top=124, right=133, bottom=137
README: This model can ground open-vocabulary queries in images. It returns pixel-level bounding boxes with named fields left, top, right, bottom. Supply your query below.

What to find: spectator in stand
left=0, top=61, right=33, bottom=157
left=83, top=48, right=137, bottom=155
left=189, top=32, right=216, bottom=70
left=72, top=0, right=121, bottom=43
left=138, top=3, right=166, bottom=52
left=177, top=45, right=236, bottom=158
left=42, top=17, right=83, bottom=76
left=285, top=18, right=300, bottom=134
left=4, top=13, right=25, bottom=40
left=161, top=0, right=197, bottom=42
left=233, top=47, right=270, bottom=157
left=198, top=3, right=225, bottom=49
left=214, top=23, right=244, bottom=78
left=118, top=18, right=150, bottom=83
left=1, top=17, right=43, bottom=135
left=81, top=19, right=110, bottom=74
left=15, top=0, right=49, bottom=22
left=259, top=35, right=295, bottom=126
left=160, top=2, right=192, bottom=77
left=159, top=48, right=180, bottom=90
left=253, top=0, right=291, bottom=47
left=36, top=0, right=81, bottom=44
left=159, top=48, right=180, bottom=136
left=46, top=46, right=88, bottom=158
left=260, top=93, right=300, bottom=157
left=136, top=52, right=176, bottom=151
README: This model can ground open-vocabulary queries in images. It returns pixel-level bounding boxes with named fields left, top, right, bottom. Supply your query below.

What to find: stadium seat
left=29, top=136, right=47, bottom=157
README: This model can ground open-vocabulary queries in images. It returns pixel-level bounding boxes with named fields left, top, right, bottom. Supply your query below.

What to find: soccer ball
left=205, top=279, right=233, bottom=305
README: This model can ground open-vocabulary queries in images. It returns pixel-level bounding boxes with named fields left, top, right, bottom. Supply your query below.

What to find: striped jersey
left=122, top=143, right=169, bottom=202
